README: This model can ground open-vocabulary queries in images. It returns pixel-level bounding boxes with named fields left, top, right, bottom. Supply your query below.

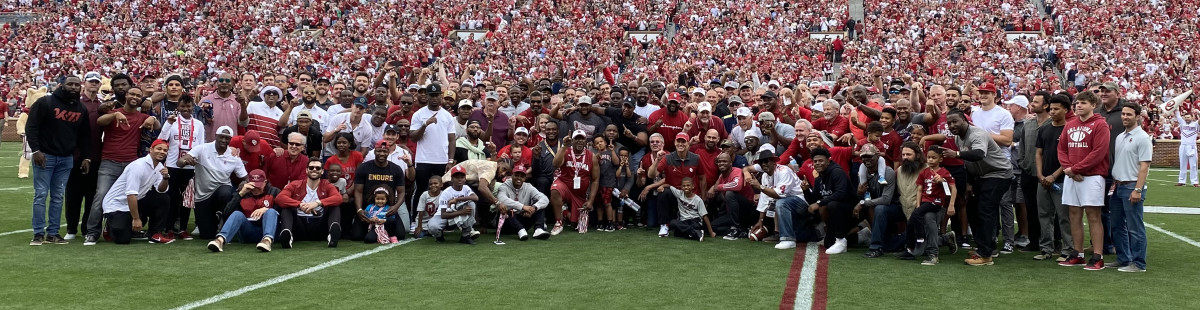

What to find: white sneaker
left=533, top=228, right=550, bottom=239
left=517, top=229, right=529, bottom=241
left=775, top=241, right=797, bottom=249
left=825, top=238, right=848, bottom=254
left=550, top=221, right=563, bottom=236
left=64, top=234, right=76, bottom=240
left=658, top=225, right=669, bottom=237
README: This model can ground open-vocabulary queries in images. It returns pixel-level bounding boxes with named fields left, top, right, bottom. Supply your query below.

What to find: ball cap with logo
left=243, top=131, right=262, bottom=153
left=450, top=165, right=467, bottom=176
left=247, top=169, right=268, bottom=188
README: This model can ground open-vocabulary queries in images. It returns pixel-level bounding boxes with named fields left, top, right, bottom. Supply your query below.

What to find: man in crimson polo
left=648, top=132, right=702, bottom=237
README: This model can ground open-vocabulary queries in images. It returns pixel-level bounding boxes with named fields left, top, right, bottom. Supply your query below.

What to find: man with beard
left=648, top=93, right=689, bottom=152
left=472, top=91, right=512, bottom=148
left=495, top=164, right=552, bottom=241
left=943, top=109, right=1013, bottom=266
left=62, top=72, right=104, bottom=242
left=855, top=144, right=903, bottom=258
left=553, top=95, right=607, bottom=140
left=633, top=87, right=659, bottom=119
left=1019, top=92, right=1052, bottom=252
left=455, top=121, right=489, bottom=163
left=895, top=142, right=924, bottom=220
left=708, top=153, right=756, bottom=240
left=350, top=142, right=407, bottom=242
left=550, top=130, right=601, bottom=235
left=530, top=121, right=560, bottom=194
left=207, top=169, right=280, bottom=252
left=454, top=99, right=474, bottom=138
left=26, top=76, right=91, bottom=245
left=511, top=91, right=550, bottom=133
left=577, top=96, right=648, bottom=169
left=280, top=86, right=329, bottom=132
left=247, top=86, right=286, bottom=148
left=686, top=102, right=728, bottom=142
left=351, top=72, right=371, bottom=99
left=325, top=99, right=375, bottom=155
left=200, top=72, right=249, bottom=142
left=179, top=126, right=250, bottom=241
left=688, top=129, right=722, bottom=200
left=99, top=140, right=170, bottom=245
left=409, top=83, right=456, bottom=212
left=82, top=88, right=159, bottom=245
left=315, top=77, right=335, bottom=109
left=276, top=159, right=346, bottom=248
left=808, top=145, right=856, bottom=255
left=386, top=94, right=419, bottom=125
left=281, top=111, right=324, bottom=158
left=648, top=132, right=702, bottom=237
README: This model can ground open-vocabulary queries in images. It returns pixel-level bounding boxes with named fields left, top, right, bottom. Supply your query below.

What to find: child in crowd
left=363, top=186, right=400, bottom=244
left=593, top=136, right=622, bottom=232
left=666, top=178, right=715, bottom=242
left=856, top=122, right=890, bottom=185
left=614, top=147, right=635, bottom=230
left=904, top=147, right=957, bottom=265
left=412, top=177, right=443, bottom=238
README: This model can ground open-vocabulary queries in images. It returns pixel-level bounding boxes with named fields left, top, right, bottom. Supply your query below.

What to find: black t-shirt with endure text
left=354, top=161, right=405, bottom=202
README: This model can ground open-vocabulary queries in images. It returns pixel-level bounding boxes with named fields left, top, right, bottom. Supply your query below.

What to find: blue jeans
left=1109, top=183, right=1147, bottom=269
left=32, top=154, right=73, bottom=236
left=869, top=204, right=904, bottom=250
left=776, top=196, right=810, bottom=241
left=217, top=209, right=279, bottom=243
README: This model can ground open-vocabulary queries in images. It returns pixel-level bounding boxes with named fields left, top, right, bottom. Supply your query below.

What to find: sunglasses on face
left=300, top=78, right=312, bottom=82
left=889, top=91, right=901, bottom=95
left=218, top=78, right=233, bottom=83
left=287, top=142, right=304, bottom=147
left=401, top=101, right=414, bottom=105
left=307, top=166, right=323, bottom=170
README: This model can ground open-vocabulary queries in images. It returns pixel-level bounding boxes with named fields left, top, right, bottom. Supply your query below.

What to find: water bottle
left=1052, top=183, right=1062, bottom=192
left=864, top=191, right=871, bottom=201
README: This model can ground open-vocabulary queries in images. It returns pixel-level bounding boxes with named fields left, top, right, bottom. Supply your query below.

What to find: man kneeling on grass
left=100, top=140, right=170, bottom=244
left=427, top=166, right=482, bottom=245
left=495, top=164, right=552, bottom=241
left=207, top=169, right=280, bottom=252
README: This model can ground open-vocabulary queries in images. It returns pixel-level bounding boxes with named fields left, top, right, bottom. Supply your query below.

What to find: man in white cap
left=549, top=129, right=600, bottom=235
left=729, top=107, right=758, bottom=152
left=179, top=126, right=250, bottom=240
left=454, top=99, right=474, bottom=139
left=470, top=90, right=511, bottom=148
left=247, top=86, right=286, bottom=148
left=552, top=95, right=607, bottom=141
left=497, top=127, right=533, bottom=166
left=686, top=101, right=728, bottom=141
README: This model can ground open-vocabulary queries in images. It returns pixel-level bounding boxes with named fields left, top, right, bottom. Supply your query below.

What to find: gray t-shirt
left=558, top=112, right=608, bottom=140
left=955, top=126, right=1012, bottom=179
left=670, top=186, right=708, bottom=220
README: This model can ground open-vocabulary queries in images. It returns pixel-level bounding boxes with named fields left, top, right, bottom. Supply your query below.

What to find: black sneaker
left=29, top=234, right=44, bottom=246
left=327, top=224, right=341, bottom=248
left=459, top=236, right=476, bottom=245
left=863, top=249, right=885, bottom=258
left=435, top=235, right=446, bottom=243
left=1000, top=243, right=1014, bottom=255
left=895, top=251, right=917, bottom=260
left=723, top=228, right=740, bottom=241
left=83, top=234, right=98, bottom=246
left=45, top=235, right=69, bottom=245
left=278, top=229, right=293, bottom=249
left=131, top=231, right=149, bottom=240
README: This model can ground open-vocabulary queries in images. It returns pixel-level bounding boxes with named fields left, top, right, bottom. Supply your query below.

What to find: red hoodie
left=1057, top=113, right=1111, bottom=177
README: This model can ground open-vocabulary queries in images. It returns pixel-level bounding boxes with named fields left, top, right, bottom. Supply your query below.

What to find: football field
left=0, top=143, right=1197, bottom=309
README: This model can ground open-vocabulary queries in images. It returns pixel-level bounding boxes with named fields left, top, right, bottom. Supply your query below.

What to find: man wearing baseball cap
left=495, top=164, right=552, bottom=240
left=228, top=130, right=271, bottom=171
left=99, top=139, right=171, bottom=245
left=743, top=144, right=813, bottom=249
left=78, top=87, right=159, bottom=244
left=427, top=165, right=481, bottom=244
left=547, top=129, right=600, bottom=235
left=471, top=90, right=511, bottom=148
left=551, top=95, right=606, bottom=142
left=497, top=127, right=533, bottom=167
left=854, top=144, right=904, bottom=258
left=578, top=95, right=649, bottom=169
left=648, top=93, right=690, bottom=152
left=281, top=110, right=324, bottom=157
left=408, top=82, right=456, bottom=210
left=686, top=101, right=728, bottom=142
left=277, top=158, right=347, bottom=247
left=179, top=126, right=250, bottom=240
left=207, top=169, right=281, bottom=252
left=647, top=132, right=703, bottom=237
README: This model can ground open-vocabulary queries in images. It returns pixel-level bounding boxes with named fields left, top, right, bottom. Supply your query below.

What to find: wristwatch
left=1134, top=188, right=1142, bottom=193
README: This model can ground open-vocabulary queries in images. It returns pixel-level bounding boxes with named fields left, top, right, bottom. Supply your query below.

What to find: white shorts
left=1062, top=175, right=1105, bottom=207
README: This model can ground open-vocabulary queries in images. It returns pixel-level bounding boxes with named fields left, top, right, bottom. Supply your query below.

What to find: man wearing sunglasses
left=263, top=133, right=311, bottom=189
left=280, top=85, right=329, bottom=132
left=200, top=72, right=249, bottom=142
left=511, top=91, right=550, bottom=134
left=385, top=93, right=419, bottom=125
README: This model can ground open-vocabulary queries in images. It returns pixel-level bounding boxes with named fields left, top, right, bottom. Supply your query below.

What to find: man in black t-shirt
left=585, top=96, right=649, bottom=169
left=353, top=141, right=407, bottom=241
left=1034, top=94, right=1072, bottom=260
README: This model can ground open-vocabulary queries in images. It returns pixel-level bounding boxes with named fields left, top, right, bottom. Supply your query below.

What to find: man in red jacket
left=207, top=169, right=280, bottom=252
left=275, top=158, right=345, bottom=248
left=1056, top=91, right=1111, bottom=270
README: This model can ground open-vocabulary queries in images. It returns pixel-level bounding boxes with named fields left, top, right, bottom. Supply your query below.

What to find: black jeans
left=164, top=168, right=195, bottom=233
left=822, top=200, right=853, bottom=246
left=656, top=189, right=681, bottom=225
left=969, top=177, right=1009, bottom=257
left=500, top=208, right=547, bottom=233
left=945, top=165, right=968, bottom=239
left=193, top=185, right=234, bottom=240
left=1020, top=174, right=1041, bottom=245
left=105, top=191, right=169, bottom=244
left=669, top=218, right=704, bottom=240
left=709, top=192, right=756, bottom=235
left=279, top=206, right=343, bottom=242
left=64, top=164, right=97, bottom=235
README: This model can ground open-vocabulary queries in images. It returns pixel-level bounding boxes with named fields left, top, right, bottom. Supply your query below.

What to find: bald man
left=200, top=72, right=249, bottom=142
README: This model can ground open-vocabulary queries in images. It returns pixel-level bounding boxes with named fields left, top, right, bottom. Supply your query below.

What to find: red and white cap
left=572, top=129, right=588, bottom=139
left=675, top=132, right=690, bottom=141
left=449, top=165, right=467, bottom=176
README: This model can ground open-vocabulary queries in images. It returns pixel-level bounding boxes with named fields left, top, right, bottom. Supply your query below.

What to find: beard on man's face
left=901, top=158, right=922, bottom=174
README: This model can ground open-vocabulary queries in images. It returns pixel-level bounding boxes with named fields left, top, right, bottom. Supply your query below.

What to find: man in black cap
left=410, top=83, right=457, bottom=211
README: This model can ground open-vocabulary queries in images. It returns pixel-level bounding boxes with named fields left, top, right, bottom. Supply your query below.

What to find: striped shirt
left=246, top=101, right=283, bottom=148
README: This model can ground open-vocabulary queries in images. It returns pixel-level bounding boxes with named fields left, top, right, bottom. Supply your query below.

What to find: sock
left=1092, top=253, right=1102, bottom=261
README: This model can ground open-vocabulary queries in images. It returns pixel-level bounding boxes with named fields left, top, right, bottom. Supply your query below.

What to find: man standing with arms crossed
left=409, top=84, right=456, bottom=211
left=1056, top=91, right=1111, bottom=270
left=1108, top=103, right=1151, bottom=272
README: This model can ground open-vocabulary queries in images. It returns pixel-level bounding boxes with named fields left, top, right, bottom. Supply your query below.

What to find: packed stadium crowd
left=4, top=0, right=1199, bottom=273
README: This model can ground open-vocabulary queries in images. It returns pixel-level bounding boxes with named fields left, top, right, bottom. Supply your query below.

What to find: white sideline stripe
left=1145, top=206, right=1200, bottom=215
left=0, top=186, right=32, bottom=191
left=793, top=243, right=819, bottom=310
left=0, top=224, right=66, bottom=237
left=171, top=238, right=416, bottom=310
left=1146, top=223, right=1200, bottom=249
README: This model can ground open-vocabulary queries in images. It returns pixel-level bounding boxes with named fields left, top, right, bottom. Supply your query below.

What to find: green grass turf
left=1, top=142, right=1199, bottom=309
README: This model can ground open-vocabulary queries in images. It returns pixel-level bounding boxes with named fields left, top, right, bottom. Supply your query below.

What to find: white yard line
left=0, top=186, right=32, bottom=191
left=170, top=238, right=416, bottom=310
left=1145, top=206, right=1200, bottom=215
left=1145, top=223, right=1200, bottom=249
left=0, top=224, right=66, bottom=237
left=793, top=243, right=819, bottom=310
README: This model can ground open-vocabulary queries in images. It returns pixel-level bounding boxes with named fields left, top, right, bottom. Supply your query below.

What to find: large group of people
left=7, top=0, right=1196, bottom=274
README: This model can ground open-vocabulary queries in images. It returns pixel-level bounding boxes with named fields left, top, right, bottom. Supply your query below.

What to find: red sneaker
left=1083, top=258, right=1105, bottom=271
left=102, top=231, right=112, bottom=242
left=1177, top=183, right=1185, bottom=186
left=178, top=231, right=194, bottom=240
left=1058, top=256, right=1085, bottom=267
left=1193, top=184, right=1200, bottom=188
left=149, top=233, right=176, bottom=244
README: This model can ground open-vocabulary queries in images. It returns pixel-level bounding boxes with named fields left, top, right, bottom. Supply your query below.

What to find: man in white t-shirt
left=409, top=84, right=457, bottom=209
left=426, top=166, right=481, bottom=244
left=101, top=140, right=171, bottom=244
left=179, top=126, right=250, bottom=240
left=972, top=83, right=1016, bottom=252
left=323, top=99, right=375, bottom=157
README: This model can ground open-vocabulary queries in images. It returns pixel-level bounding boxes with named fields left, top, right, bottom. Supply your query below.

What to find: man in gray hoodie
left=495, top=164, right=551, bottom=241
